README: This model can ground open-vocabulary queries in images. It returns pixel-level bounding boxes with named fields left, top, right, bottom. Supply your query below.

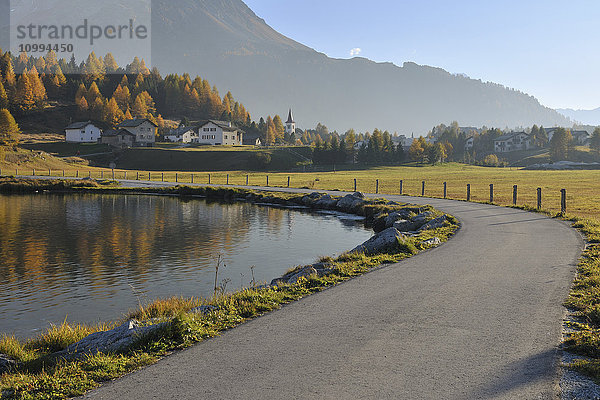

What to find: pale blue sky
left=244, top=0, right=599, bottom=110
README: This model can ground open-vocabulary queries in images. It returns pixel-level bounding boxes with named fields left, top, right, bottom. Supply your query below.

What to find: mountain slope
left=9, top=0, right=571, bottom=133
left=149, top=0, right=569, bottom=133
left=557, top=108, right=600, bottom=126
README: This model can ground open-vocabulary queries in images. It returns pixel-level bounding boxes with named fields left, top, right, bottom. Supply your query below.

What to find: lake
left=0, top=193, right=373, bottom=337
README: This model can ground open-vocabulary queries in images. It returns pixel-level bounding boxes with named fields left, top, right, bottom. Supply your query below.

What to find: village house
left=195, top=120, right=243, bottom=145
left=100, top=129, right=136, bottom=149
left=116, top=118, right=157, bottom=147
left=242, top=134, right=262, bottom=146
left=64, top=121, right=102, bottom=143
left=571, top=130, right=590, bottom=145
left=165, top=125, right=198, bottom=143
left=464, top=136, right=475, bottom=151
left=494, top=132, right=532, bottom=153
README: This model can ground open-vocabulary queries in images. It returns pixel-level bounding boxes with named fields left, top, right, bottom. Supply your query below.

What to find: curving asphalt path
left=57, top=182, right=583, bottom=399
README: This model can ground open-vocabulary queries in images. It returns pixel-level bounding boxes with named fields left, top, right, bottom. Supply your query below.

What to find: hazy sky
left=244, top=0, right=599, bottom=111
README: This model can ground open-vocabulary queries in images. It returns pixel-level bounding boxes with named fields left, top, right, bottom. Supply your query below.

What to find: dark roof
left=102, top=128, right=135, bottom=137
left=118, top=118, right=158, bottom=128
left=286, top=109, right=295, bottom=124
left=65, top=121, right=95, bottom=130
left=494, top=132, right=528, bottom=142
left=168, top=125, right=197, bottom=136
left=571, top=130, right=589, bottom=136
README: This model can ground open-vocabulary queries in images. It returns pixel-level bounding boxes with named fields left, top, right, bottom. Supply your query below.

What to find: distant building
left=494, top=132, right=531, bottom=153
left=65, top=121, right=102, bottom=143
left=195, top=120, right=243, bottom=146
left=165, top=125, right=198, bottom=143
left=464, top=136, right=475, bottom=151
left=242, top=134, right=262, bottom=146
left=285, top=109, right=296, bottom=138
left=459, top=126, right=483, bottom=136
left=100, top=129, right=136, bottom=149
left=544, top=127, right=561, bottom=142
left=116, top=119, right=157, bottom=147
left=571, top=130, right=590, bottom=145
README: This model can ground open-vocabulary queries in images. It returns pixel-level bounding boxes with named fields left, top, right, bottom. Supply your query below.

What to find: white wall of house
left=165, top=130, right=197, bottom=143
left=195, top=122, right=243, bottom=145
left=65, top=124, right=101, bottom=143
left=494, top=133, right=531, bottom=153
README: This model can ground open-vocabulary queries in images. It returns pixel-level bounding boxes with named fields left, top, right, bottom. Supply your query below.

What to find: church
left=285, top=109, right=296, bottom=137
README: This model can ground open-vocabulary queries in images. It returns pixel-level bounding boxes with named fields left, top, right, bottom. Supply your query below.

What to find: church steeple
left=285, top=108, right=296, bottom=137
left=286, top=108, right=295, bottom=124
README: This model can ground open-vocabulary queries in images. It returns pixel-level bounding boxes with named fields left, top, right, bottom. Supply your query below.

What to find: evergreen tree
left=549, top=128, right=572, bottom=161
left=0, top=108, right=20, bottom=146
left=590, top=127, right=600, bottom=155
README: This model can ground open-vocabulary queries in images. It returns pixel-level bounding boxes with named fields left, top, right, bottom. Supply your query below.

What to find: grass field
left=2, top=160, right=599, bottom=219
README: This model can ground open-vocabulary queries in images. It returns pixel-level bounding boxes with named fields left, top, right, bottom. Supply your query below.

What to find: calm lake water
left=0, top=193, right=373, bottom=337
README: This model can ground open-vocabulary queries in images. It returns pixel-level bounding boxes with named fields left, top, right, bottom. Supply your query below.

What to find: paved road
left=34, top=180, right=581, bottom=399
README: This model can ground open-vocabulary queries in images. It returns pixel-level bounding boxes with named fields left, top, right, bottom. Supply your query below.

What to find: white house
left=165, top=125, right=198, bottom=143
left=494, top=132, right=532, bottom=153
left=65, top=121, right=102, bottom=143
left=117, top=118, right=157, bottom=147
left=195, top=120, right=243, bottom=146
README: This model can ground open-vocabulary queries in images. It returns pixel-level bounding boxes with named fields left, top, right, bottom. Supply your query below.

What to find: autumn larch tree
left=0, top=108, right=21, bottom=147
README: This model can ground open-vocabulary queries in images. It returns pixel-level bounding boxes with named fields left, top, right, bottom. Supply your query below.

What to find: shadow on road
left=469, top=349, right=558, bottom=399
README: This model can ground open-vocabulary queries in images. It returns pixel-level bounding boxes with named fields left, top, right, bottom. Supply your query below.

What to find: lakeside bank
left=0, top=178, right=459, bottom=399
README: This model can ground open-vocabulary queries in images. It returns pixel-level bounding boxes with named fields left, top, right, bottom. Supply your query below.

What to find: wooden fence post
left=226, top=174, right=229, bottom=185
left=287, top=176, right=290, bottom=188
left=112, top=169, right=115, bottom=180
left=537, top=188, right=542, bottom=210
left=48, top=169, right=51, bottom=176
left=246, top=175, right=249, bottom=185
left=421, top=181, right=425, bottom=196
left=208, top=174, right=211, bottom=184
left=176, top=173, right=179, bottom=183
left=63, top=170, right=65, bottom=177
left=354, top=178, right=357, bottom=192
left=513, top=185, right=518, bottom=205
left=443, top=182, right=447, bottom=199
left=136, top=171, right=139, bottom=180
left=89, top=171, right=91, bottom=178
left=124, top=171, right=127, bottom=180
left=376, top=179, right=379, bottom=194
left=101, top=171, right=104, bottom=179
left=399, top=180, right=403, bottom=195
left=76, top=170, right=79, bottom=178
left=15, top=168, right=18, bottom=176
left=191, top=174, right=194, bottom=184
left=467, top=184, right=471, bottom=202
left=561, top=189, right=567, bottom=215
left=489, top=184, right=494, bottom=203
left=32, top=169, right=35, bottom=176
left=267, top=176, right=269, bottom=186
